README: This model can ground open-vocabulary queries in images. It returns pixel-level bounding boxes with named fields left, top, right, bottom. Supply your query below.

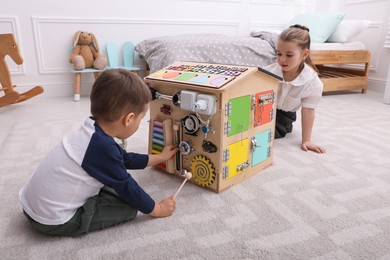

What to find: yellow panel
left=225, top=138, right=248, bottom=180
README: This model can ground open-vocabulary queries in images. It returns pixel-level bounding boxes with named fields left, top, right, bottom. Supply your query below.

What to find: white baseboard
left=367, top=78, right=386, bottom=93
left=10, top=82, right=93, bottom=99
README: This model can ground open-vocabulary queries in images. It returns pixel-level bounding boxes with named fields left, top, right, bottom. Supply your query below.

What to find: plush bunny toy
left=69, top=31, right=107, bottom=70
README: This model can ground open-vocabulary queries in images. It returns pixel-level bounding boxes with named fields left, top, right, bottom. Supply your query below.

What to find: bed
left=310, top=41, right=370, bottom=93
left=135, top=31, right=371, bottom=93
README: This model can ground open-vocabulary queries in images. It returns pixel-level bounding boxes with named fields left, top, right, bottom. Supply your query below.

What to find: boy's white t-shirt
left=19, top=117, right=153, bottom=225
left=19, top=119, right=102, bottom=225
left=265, top=63, right=323, bottom=112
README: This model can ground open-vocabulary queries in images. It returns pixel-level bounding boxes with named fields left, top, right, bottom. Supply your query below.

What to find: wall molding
left=182, top=0, right=241, bottom=2
left=346, top=0, right=386, bottom=5
left=249, top=0, right=307, bottom=5
left=248, top=22, right=285, bottom=33
left=367, top=21, right=383, bottom=72
left=0, top=16, right=25, bottom=75
left=31, top=16, right=241, bottom=74
left=178, top=0, right=306, bottom=3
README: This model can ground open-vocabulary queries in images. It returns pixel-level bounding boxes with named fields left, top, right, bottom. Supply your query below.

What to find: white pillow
left=327, top=19, right=371, bottom=43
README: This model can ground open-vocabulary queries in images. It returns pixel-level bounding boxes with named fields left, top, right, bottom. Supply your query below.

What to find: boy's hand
left=147, top=145, right=178, bottom=167
left=161, top=145, right=179, bottom=161
left=149, top=196, right=176, bottom=218
left=301, top=141, right=326, bottom=154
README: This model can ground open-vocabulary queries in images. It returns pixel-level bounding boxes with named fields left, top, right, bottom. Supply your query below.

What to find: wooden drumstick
left=174, top=171, right=192, bottom=199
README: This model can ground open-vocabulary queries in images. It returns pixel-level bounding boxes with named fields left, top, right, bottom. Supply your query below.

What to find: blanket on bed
left=135, top=32, right=278, bottom=73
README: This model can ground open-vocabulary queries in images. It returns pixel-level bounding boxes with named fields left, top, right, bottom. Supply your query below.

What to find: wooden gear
left=191, top=155, right=216, bottom=187
left=0, top=34, right=43, bottom=107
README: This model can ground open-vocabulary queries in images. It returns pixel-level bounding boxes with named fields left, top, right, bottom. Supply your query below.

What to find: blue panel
left=251, top=129, right=271, bottom=166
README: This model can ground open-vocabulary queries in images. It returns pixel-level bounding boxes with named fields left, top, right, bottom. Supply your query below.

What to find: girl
left=266, top=24, right=326, bottom=154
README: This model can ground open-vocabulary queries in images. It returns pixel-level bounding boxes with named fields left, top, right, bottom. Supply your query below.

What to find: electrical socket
left=196, top=94, right=216, bottom=115
left=179, top=90, right=216, bottom=116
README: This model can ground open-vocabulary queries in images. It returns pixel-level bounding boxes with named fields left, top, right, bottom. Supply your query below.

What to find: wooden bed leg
left=362, top=59, right=370, bottom=94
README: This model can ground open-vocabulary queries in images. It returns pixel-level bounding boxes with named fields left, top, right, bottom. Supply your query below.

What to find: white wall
left=1, top=0, right=388, bottom=98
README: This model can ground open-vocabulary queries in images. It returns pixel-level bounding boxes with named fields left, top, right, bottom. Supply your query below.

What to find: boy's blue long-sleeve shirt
left=82, top=119, right=155, bottom=214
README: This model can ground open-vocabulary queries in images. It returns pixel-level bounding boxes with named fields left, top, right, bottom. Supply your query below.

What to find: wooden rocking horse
left=0, top=33, right=43, bottom=108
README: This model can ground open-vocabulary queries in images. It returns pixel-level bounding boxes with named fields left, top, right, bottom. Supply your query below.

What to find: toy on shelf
left=146, top=61, right=280, bottom=193
left=0, top=34, right=43, bottom=108
left=69, top=31, right=107, bottom=101
left=69, top=31, right=107, bottom=71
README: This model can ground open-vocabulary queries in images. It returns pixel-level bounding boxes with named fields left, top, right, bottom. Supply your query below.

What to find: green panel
left=227, top=95, right=251, bottom=136
left=251, top=129, right=271, bottom=166
left=175, top=73, right=197, bottom=81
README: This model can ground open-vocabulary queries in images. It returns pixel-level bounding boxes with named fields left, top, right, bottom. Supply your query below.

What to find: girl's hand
left=301, top=141, right=326, bottom=154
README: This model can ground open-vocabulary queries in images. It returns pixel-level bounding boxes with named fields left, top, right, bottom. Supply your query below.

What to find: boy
left=19, top=69, right=178, bottom=236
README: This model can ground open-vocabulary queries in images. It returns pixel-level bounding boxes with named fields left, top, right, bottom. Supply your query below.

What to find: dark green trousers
left=24, top=186, right=138, bottom=236
left=275, top=109, right=297, bottom=139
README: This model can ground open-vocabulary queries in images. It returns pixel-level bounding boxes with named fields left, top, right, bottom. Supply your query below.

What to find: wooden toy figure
left=0, top=33, right=43, bottom=107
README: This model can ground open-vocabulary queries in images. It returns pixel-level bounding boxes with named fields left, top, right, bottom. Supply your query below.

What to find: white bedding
left=311, top=41, right=366, bottom=51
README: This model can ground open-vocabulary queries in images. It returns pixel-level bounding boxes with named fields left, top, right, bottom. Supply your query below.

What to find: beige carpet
left=1, top=92, right=390, bottom=260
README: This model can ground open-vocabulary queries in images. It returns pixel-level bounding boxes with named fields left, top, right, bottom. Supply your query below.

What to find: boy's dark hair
left=90, top=69, right=151, bottom=122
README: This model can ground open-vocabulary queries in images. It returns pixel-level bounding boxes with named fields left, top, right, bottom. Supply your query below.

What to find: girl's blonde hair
left=279, top=24, right=319, bottom=73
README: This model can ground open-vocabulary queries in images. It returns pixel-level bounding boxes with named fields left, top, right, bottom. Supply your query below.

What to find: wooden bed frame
left=310, top=50, right=371, bottom=93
